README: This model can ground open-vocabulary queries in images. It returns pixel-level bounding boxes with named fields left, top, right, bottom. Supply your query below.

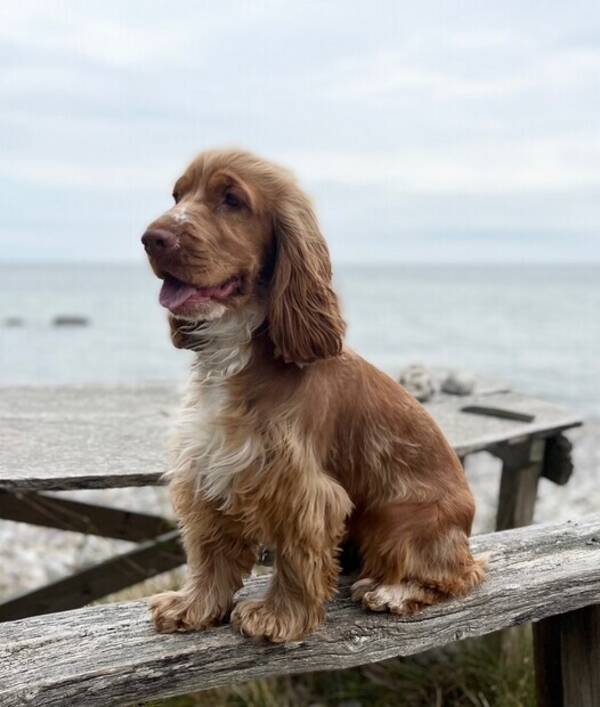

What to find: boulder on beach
left=398, top=364, right=436, bottom=402
left=52, top=315, right=90, bottom=327
left=441, top=369, right=476, bottom=396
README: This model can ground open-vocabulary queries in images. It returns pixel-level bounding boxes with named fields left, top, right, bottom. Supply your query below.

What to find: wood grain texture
left=490, top=439, right=545, bottom=662
left=0, top=385, right=174, bottom=490
left=534, top=604, right=600, bottom=707
left=560, top=604, right=600, bottom=707
left=0, top=385, right=582, bottom=490
left=495, top=439, right=545, bottom=531
left=533, top=614, right=565, bottom=707
left=1, top=516, right=599, bottom=707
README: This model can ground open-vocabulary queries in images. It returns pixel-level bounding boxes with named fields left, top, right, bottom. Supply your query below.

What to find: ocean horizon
left=1, top=262, right=599, bottom=418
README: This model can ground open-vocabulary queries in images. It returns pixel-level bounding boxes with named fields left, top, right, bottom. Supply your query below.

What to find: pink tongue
left=159, top=276, right=239, bottom=310
left=159, top=277, right=199, bottom=309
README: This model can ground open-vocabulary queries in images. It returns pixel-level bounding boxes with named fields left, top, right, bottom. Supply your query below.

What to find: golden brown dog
left=143, top=148, right=485, bottom=642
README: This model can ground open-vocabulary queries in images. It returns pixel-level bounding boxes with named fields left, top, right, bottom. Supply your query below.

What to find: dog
left=143, top=148, right=485, bottom=642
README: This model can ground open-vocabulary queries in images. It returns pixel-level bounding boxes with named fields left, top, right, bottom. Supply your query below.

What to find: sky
left=1, top=1, right=599, bottom=264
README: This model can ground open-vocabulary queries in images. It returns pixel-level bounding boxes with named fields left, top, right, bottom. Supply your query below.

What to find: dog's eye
left=223, top=192, right=242, bottom=208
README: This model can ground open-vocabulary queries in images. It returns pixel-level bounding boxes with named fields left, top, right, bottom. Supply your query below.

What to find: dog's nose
left=141, top=229, right=179, bottom=256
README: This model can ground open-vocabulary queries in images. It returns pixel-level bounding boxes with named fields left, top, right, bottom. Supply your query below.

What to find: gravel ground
left=1, top=422, right=598, bottom=598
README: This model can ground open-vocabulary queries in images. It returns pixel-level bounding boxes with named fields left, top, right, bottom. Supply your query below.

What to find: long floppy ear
left=268, top=184, right=345, bottom=364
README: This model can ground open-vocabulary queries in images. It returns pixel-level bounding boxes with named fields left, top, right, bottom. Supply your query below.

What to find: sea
left=1, top=263, right=599, bottom=419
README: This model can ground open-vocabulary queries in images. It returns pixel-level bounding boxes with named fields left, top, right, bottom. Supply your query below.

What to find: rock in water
left=442, top=370, right=476, bottom=395
left=398, top=364, right=436, bottom=402
left=52, top=315, right=90, bottom=327
left=2, top=317, right=24, bottom=327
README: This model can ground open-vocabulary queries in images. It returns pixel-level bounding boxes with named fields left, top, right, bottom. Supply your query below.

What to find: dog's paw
left=350, top=577, right=377, bottom=602
left=148, top=590, right=227, bottom=633
left=351, top=579, right=435, bottom=616
left=231, top=598, right=316, bottom=643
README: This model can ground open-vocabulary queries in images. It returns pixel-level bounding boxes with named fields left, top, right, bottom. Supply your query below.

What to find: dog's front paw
left=351, top=578, right=437, bottom=616
left=231, top=598, right=320, bottom=643
left=149, top=590, right=228, bottom=633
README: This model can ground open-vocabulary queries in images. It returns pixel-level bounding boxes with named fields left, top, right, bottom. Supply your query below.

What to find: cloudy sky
left=1, top=1, right=599, bottom=263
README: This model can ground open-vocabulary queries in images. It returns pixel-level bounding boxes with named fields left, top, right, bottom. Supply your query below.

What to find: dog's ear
left=268, top=185, right=345, bottom=364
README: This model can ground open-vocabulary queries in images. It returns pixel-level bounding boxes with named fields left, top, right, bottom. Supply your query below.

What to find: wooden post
left=534, top=605, right=600, bottom=707
left=490, top=438, right=546, bottom=663
left=495, top=438, right=546, bottom=531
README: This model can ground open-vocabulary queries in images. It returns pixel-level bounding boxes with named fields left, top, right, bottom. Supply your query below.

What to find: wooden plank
left=492, top=439, right=545, bottom=662
left=0, top=385, right=582, bottom=491
left=495, top=438, right=545, bottom=531
left=496, top=463, right=540, bottom=530
left=0, top=491, right=174, bottom=541
left=560, top=604, right=600, bottom=707
left=0, top=530, right=184, bottom=622
left=534, top=605, right=600, bottom=707
left=533, top=615, right=564, bottom=707
left=0, top=385, right=174, bottom=490
left=428, top=391, right=582, bottom=457
left=1, top=516, right=599, bottom=707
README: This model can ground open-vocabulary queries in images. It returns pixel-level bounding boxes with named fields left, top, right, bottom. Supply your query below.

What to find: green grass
left=145, top=635, right=535, bottom=707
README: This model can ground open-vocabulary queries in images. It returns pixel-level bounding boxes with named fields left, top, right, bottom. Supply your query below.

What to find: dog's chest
left=169, top=378, right=262, bottom=502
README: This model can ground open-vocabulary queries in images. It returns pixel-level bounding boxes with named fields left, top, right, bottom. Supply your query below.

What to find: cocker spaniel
left=143, top=148, right=485, bottom=642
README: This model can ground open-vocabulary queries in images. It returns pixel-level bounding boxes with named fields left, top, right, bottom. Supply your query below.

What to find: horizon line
left=1, top=259, right=599, bottom=268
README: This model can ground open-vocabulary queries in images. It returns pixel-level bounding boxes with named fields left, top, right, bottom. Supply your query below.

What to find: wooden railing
left=1, top=516, right=599, bottom=707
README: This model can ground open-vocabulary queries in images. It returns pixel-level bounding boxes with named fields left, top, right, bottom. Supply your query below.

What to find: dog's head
left=142, top=149, right=345, bottom=364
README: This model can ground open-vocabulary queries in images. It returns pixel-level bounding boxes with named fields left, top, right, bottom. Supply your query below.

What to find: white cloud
left=1, top=158, right=178, bottom=190
left=1, top=0, right=599, bottom=262
left=7, top=135, right=600, bottom=196
left=0, top=2, right=185, bottom=67
left=282, top=138, right=600, bottom=194
left=321, top=32, right=600, bottom=102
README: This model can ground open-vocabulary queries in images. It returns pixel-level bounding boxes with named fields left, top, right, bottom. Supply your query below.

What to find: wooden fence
left=1, top=516, right=599, bottom=707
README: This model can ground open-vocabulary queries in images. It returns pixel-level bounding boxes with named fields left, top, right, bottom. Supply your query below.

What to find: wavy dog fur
left=146, top=148, right=485, bottom=642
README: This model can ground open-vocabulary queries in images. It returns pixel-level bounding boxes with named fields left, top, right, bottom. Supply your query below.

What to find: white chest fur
left=167, top=378, right=262, bottom=502
left=166, top=306, right=265, bottom=502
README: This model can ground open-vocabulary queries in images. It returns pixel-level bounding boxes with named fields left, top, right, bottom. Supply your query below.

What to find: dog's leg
left=231, top=474, right=351, bottom=642
left=149, top=477, right=256, bottom=633
left=351, top=500, right=486, bottom=616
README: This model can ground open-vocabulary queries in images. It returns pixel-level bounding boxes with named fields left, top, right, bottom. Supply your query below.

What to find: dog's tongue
left=159, top=277, right=199, bottom=310
left=159, top=275, right=239, bottom=310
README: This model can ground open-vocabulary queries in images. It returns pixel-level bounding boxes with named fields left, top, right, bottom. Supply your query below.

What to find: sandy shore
left=1, top=422, right=598, bottom=597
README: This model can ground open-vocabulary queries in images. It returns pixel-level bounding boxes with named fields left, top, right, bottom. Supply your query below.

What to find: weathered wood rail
left=0, top=384, right=582, bottom=622
left=1, top=516, right=600, bottom=707
left=0, top=385, right=580, bottom=490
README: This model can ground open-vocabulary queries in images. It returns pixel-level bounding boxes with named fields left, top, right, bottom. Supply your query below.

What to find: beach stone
left=398, top=364, right=436, bottom=402
left=52, top=315, right=90, bottom=327
left=2, top=317, right=24, bottom=327
left=441, top=370, right=476, bottom=396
